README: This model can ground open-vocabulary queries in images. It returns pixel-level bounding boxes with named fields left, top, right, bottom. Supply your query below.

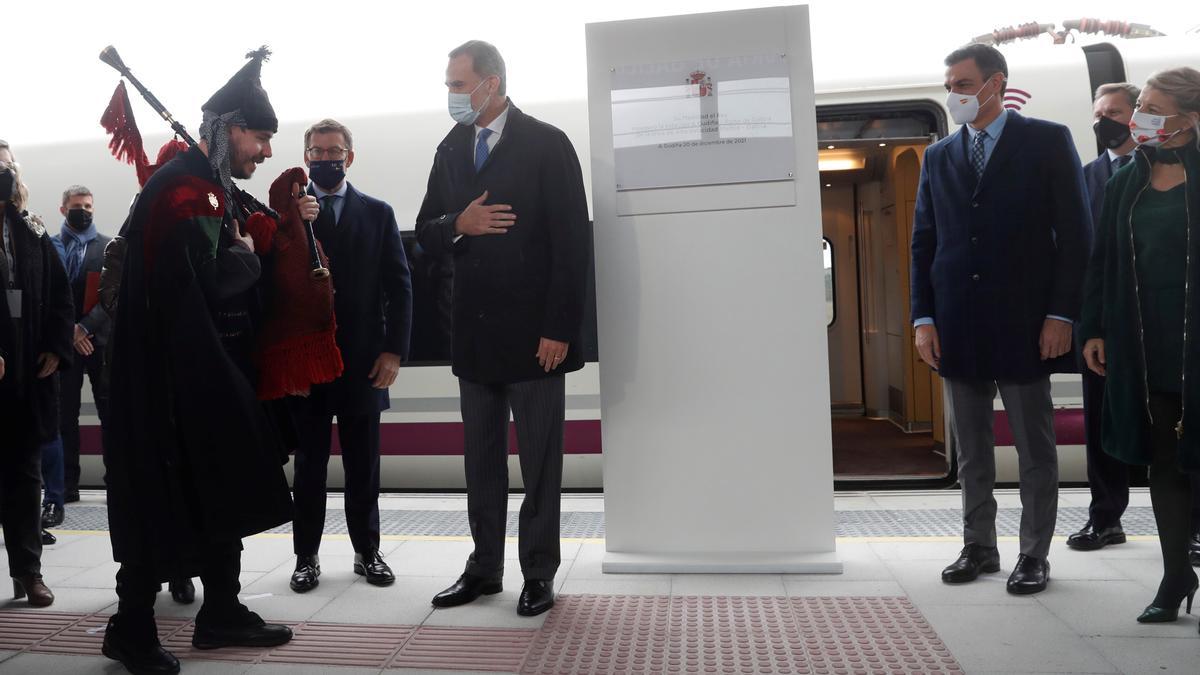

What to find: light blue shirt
left=914, top=110, right=1070, bottom=328
left=310, top=180, right=348, bottom=224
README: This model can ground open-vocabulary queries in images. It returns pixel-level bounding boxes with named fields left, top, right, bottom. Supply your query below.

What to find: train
left=17, top=26, right=1200, bottom=490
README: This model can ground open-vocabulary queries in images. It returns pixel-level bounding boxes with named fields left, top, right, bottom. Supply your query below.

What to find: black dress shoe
left=169, top=577, right=195, bottom=604
left=354, top=550, right=395, bottom=586
left=64, top=489, right=80, bottom=504
left=41, top=529, right=57, bottom=546
left=517, top=579, right=555, bottom=617
left=941, top=543, right=1001, bottom=584
left=102, top=616, right=180, bottom=674
left=431, top=573, right=503, bottom=608
left=41, top=502, right=64, bottom=528
left=289, top=554, right=321, bottom=593
left=1190, top=533, right=1200, bottom=567
left=1066, top=520, right=1126, bottom=551
left=192, top=606, right=292, bottom=650
left=1007, top=554, right=1050, bottom=595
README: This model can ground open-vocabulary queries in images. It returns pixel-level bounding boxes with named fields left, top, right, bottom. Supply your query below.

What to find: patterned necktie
left=313, top=195, right=336, bottom=242
left=971, top=129, right=989, bottom=179
left=1113, top=154, right=1132, bottom=172
left=475, top=128, right=494, bottom=172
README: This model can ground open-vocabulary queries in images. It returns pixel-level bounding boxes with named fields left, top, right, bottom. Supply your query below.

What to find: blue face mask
left=448, top=79, right=492, bottom=126
left=308, top=160, right=346, bottom=191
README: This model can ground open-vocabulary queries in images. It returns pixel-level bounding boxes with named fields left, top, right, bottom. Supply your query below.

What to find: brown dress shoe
left=13, top=575, right=55, bottom=607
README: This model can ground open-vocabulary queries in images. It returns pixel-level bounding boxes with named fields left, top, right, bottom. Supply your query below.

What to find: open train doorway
left=819, top=102, right=952, bottom=483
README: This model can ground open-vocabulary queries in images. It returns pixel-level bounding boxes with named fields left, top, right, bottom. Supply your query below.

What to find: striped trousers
left=459, top=374, right=565, bottom=581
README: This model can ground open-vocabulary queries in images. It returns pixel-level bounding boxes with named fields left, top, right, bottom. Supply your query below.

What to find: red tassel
left=256, top=329, right=345, bottom=400
left=99, top=81, right=150, bottom=182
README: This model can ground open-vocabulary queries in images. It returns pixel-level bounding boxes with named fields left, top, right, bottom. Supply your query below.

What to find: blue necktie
left=971, top=130, right=988, bottom=179
left=475, top=128, right=493, bottom=172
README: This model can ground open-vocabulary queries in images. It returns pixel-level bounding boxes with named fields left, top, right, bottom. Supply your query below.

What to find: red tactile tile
left=522, top=595, right=963, bottom=675
left=525, top=595, right=673, bottom=675
left=390, top=625, right=535, bottom=671
left=791, top=597, right=963, bottom=674
left=0, top=596, right=964, bottom=674
left=265, top=622, right=415, bottom=667
left=0, top=610, right=84, bottom=652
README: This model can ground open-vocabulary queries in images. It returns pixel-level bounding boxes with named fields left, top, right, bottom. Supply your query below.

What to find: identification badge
left=5, top=289, right=21, bottom=319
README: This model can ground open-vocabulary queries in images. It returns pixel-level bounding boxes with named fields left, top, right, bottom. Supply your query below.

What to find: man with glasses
left=288, top=118, right=412, bottom=593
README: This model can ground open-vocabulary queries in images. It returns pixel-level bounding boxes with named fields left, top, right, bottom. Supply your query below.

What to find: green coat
left=1079, top=144, right=1200, bottom=471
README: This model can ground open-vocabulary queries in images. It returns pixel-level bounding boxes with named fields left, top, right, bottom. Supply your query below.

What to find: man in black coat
left=0, top=143, right=74, bottom=608
left=103, top=50, right=312, bottom=674
left=50, top=185, right=111, bottom=512
left=417, top=40, right=589, bottom=617
left=288, top=118, right=412, bottom=593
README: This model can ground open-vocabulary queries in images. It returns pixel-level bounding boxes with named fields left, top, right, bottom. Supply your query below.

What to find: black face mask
left=1094, top=115, right=1132, bottom=150
left=66, top=208, right=93, bottom=231
left=0, top=170, right=14, bottom=202
left=308, top=160, right=346, bottom=191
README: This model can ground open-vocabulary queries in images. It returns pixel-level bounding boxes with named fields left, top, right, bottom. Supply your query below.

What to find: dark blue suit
left=291, top=182, right=413, bottom=556
left=911, top=112, right=1092, bottom=381
left=910, top=111, right=1091, bottom=560
left=1079, top=152, right=1136, bottom=529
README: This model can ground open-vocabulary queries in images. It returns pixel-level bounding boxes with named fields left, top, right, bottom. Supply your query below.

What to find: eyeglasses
left=306, top=146, right=349, bottom=160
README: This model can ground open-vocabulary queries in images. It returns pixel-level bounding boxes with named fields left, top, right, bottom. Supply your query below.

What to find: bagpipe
left=99, top=46, right=329, bottom=281
left=98, top=46, right=343, bottom=400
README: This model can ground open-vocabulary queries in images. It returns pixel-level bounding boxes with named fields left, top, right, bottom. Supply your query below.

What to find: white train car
left=26, top=33, right=1200, bottom=490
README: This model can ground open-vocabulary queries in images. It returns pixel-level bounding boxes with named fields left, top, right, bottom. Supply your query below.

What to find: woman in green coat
left=1081, top=67, right=1200, bottom=630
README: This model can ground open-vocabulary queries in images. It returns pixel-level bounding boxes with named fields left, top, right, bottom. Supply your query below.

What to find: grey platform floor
left=1, top=488, right=1196, bottom=675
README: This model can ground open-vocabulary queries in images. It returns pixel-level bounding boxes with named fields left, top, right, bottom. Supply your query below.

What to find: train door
left=819, top=102, right=952, bottom=483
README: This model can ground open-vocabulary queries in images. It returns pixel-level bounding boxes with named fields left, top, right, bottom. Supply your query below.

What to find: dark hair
left=944, top=43, right=1008, bottom=94
left=448, top=40, right=506, bottom=96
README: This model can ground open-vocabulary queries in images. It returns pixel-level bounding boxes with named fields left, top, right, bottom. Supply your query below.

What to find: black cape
left=106, top=147, right=292, bottom=579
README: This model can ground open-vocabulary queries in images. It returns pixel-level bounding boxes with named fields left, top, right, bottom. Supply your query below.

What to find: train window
left=824, top=237, right=835, bottom=327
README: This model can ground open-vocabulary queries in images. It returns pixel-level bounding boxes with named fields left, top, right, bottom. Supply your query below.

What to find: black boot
left=1142, top=395, right=1197, bottom=623
left=101, top=614, right=180, bottom=675
left=169, top=578, right=195, bottom=605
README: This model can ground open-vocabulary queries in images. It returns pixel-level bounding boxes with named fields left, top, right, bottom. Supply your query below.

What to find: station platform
left=0, top=488, right=1195, bottom=674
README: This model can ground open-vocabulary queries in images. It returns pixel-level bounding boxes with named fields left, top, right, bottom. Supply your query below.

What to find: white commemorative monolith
left=587, top=5, right=841, bottom=573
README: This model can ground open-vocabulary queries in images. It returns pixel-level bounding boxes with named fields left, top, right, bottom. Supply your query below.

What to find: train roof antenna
left=1061, top=19, right=1166, bottom=39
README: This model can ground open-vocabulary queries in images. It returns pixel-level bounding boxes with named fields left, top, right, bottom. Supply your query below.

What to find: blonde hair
left=0, top=139, right=30, bottom=211
left=1144, top=67, right=1200, bottom=148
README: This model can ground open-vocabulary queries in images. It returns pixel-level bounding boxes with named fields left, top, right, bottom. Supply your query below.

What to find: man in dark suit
left=911, top=43, right=1090, bottom=595
left=289, top=118, right=412, bottom=593
left=1067, top=83, right=1139, bottom=552
left=48, top=185, right=111, bottom=517
left=1069, top=83, right=1200, bottom=564
left=416, top=40, right=589, bottom=617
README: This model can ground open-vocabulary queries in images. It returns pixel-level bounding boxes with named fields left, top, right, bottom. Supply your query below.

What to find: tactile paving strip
left=793, top=597, right=961, bottom=674
left=53, top=504, right=1163, bottom=538
left=390, top=626, right=535, bottom=671
left=522, top=595, right=963, bottom=675
left=0, top=597, right=961, bottom=673
left=263, top=622, right=414, bottom=667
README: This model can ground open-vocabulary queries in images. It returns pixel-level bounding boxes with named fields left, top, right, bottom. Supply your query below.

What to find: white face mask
left=448, top=78, right=492, bottom=126
left=946, top=80, right=997, bottom=126
left=1129, top=110, right=1188, bottom=148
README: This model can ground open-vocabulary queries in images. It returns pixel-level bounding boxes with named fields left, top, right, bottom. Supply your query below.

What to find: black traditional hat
left=202, top=46, right=278, bottom=133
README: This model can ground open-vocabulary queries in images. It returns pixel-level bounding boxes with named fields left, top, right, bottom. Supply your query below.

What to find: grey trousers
left=943, top=376, right=1058, bottom=559
left=459, top=375, right=565, bottom=581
